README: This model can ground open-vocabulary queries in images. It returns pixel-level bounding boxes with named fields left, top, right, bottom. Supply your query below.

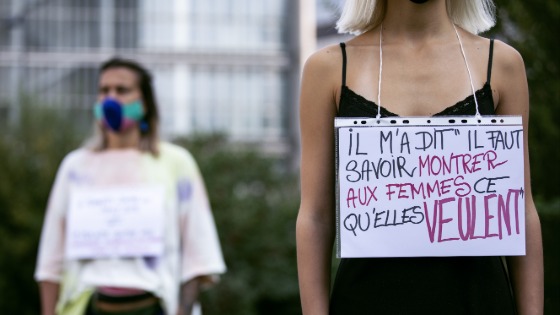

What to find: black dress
left=330, top=40, right=517, bottom=315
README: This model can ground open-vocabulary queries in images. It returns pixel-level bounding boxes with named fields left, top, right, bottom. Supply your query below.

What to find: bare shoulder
left=302, top=43, right=343, bottom=81
left=490, top=40, right=529, bottom=113
left=493, top=40, right=525, bottom=79
left=460, top=32, right=495, bottom=64
left=301, top=44, right=344, bottom=109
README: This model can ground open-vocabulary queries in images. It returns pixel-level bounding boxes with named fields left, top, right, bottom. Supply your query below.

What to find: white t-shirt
left=35, top=142, right=226, bottom=314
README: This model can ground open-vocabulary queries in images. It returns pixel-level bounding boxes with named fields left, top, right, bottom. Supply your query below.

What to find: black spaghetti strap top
left=338, top=39, right=495, bottom=117
left=330, top=39, right=517, bottom=315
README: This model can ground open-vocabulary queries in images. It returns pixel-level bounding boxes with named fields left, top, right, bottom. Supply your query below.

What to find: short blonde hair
left=336, top=0, right=496, bottom=35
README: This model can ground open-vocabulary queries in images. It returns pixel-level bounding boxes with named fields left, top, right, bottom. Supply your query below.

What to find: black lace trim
left=338, top=83, right=495, bottom=118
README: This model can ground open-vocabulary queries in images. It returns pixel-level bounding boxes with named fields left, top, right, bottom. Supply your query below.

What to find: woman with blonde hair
left=297, top=0, right=543, bottom=314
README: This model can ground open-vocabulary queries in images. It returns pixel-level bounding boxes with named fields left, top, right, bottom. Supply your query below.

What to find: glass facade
left=0, top=0, right=298, bottom=148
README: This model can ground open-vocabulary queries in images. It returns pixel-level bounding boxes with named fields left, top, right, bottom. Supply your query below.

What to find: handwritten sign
left=335, top=116, right=526, bottom=258
left=65, top=185, right=165, bottom=260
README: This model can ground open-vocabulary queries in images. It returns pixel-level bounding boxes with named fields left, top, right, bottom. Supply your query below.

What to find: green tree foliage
left=0, top=103, right=85, bottom=314
left=174, top=135, right=301, bottom=315
left=536, top=201, right=560, bottom=314
left=490, top=0, right=560, bottom=200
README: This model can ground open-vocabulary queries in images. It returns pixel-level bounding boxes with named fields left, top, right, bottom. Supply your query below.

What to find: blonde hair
left=336, top=0, right=496, bottom=35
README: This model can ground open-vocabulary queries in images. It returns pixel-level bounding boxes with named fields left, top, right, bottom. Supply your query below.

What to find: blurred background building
left=316, top=0, right=349, bottom=48
left=0, top=0, right=317, bottom=155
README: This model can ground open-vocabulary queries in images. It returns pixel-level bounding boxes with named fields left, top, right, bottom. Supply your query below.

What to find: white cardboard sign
left=65, top=185, right=165, bottom=260
left=335, top=116, right=526, bottom=258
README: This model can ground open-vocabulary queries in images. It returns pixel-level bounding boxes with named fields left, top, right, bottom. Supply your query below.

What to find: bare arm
left=177, top=277, right=201, bottom=315
left=39, top=281, right=59, bottom=315
left=494, top=40, right=544, bottom=315
left=296, top=47, right=340, bottom=315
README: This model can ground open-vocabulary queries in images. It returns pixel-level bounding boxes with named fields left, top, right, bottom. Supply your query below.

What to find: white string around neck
left=376, top=24, right=481, bottom=120
left=376, top=25, right=383, bottom=120
left=453, top=24, right=481, bottom=118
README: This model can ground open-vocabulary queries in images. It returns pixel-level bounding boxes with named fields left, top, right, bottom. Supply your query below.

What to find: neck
left=382, top=0, right=453, bottom=42
left=105, top=128, right=141, bottom=150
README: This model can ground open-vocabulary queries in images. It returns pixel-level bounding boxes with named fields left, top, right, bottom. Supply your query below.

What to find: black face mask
left=409, top=0, right=429, bottom=3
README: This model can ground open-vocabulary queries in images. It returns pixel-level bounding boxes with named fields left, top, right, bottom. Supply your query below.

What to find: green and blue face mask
left=94, top=98, right=145, bottom=132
